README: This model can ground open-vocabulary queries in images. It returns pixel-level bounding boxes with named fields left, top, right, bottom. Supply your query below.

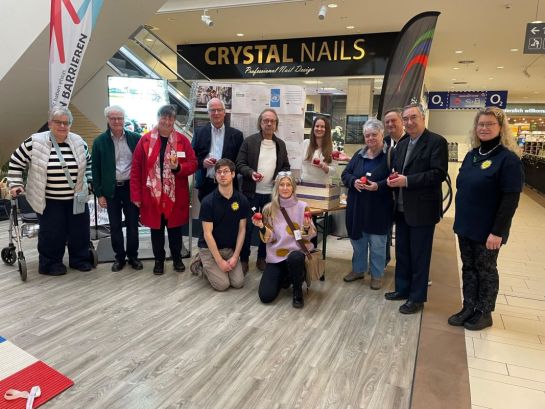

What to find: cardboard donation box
left=297, top=182, right=341, bottom=210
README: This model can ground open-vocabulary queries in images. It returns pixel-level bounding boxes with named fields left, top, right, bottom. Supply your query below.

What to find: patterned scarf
left=146, top=127, right=176, bottom=218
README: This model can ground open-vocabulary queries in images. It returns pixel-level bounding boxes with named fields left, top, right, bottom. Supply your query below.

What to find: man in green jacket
left=92, top=106, right=142, bottom=272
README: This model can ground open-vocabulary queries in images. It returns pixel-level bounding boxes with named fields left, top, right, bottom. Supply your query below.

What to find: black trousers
left=258, top=251, right=305, bottom=303
left=37, top=199, right=90, bottom=272
left=241, top=193, right=270, bottom=262
left=458, top=236, right=500, bottom=313
left=106, top=183, right=140, bottom=262
left=394, top=211, right=435, bottom=303
left=197, top=177, right=217, bottom=202
left=150, top=215, right=183, bottom=262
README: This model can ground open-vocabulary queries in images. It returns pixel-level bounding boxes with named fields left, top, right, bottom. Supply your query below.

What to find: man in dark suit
left=385, top=103, right=448, bottom=314
left=192, top=98, right=244, bottom=202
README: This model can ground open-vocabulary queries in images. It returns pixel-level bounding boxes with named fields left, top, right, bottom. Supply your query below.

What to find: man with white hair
left=92, top=105, right=143, bottom=272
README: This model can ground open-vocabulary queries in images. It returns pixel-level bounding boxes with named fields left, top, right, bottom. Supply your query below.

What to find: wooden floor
left=0, top=222, right=422, bottom=409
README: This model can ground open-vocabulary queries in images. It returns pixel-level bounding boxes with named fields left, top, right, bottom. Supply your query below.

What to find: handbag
left=0, top=177, right=10, bottom=200
left=280, top=207, right=325, bottom=287
left=49, top=133, right=87, bottom=215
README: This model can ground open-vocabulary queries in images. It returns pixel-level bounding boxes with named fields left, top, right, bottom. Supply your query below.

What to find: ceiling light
left=303, top=80, right=322, bottom=84
left=452, top=67, right=460, bottom=70
left=346, top=25, right=355, bottom=29
left=327, top=3, right=338, bottom=7
left=531, top=20, right=544, bottom=23
left=451, top=78, right=457, bottom=81
left=201, top=9, right=213, bottom=27
left=488, top=77, right=494, bottom=80
left=318, top=5, right=327, bottom=20
left=510, top=48, right=519, bottom=52
left=145, top=38, right=154, bottom=42
left=236, top=33, right=244, bottom=37
left=455, top=50, right=463, bottom=54
left=496, top=66, right=504, bottom=69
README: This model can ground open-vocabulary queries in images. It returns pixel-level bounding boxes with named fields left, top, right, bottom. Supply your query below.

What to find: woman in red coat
left=131, top=105, right=197, bottom=275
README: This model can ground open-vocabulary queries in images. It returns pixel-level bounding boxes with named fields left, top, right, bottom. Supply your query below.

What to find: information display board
left=192, top=82, right=306, bottom=169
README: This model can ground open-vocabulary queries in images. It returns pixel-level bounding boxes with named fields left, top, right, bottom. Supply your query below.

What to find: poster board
left=192, top=82, right=306, bottom=169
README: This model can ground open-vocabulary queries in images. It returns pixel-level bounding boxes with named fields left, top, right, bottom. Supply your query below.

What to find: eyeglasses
left=261, top=119, right=277, bottom=124
left=215, top=169, right=232, bottom=175
left=51, top=120, right=70, bottom=127
left=277, top=171, right=292, bottom=177
left=477, top=122, right=499, bottom=129
left=208, top=108, right=225, bottom=114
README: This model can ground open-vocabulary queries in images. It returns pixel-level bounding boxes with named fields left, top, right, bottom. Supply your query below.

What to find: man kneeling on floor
left=193, top=159, right=249, bottom=290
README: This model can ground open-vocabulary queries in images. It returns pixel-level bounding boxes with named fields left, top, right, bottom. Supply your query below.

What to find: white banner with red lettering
left=49, top=0, right=103, bottom=107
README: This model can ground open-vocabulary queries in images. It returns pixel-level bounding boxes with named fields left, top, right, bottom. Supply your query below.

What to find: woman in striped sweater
left=8, top=106, right=93, bottom=276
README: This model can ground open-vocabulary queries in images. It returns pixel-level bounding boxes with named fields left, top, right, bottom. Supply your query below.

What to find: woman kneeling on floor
left=252, top=172, right=316, bottom=308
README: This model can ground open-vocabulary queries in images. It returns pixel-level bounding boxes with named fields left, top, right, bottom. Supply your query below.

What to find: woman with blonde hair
left=252, top=172, right=316, bottom=308
left=301, top=116, right=336, bottom=184
left=449, top=107, right=523, bottom=330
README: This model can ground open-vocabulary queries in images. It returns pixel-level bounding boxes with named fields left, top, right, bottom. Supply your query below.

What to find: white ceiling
left=147, top=0, right=545, bottom=103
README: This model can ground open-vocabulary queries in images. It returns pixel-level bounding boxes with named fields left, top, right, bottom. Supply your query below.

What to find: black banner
left=177, top=32, right=398, bottom=79
left=377, top=12, right=440, bottom=118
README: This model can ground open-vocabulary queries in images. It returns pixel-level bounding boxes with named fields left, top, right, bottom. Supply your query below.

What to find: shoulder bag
left=280, top=207, right=325, bottom=287
left=49, top=134, right=87, bottom=215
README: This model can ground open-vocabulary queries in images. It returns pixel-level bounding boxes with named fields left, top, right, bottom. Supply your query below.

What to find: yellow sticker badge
left=231, top=201, right=240, bottom=211
left=481, top=160, right=492, bottom=170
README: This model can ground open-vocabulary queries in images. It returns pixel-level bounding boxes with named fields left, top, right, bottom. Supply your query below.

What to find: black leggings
left=258, top=251, right=305, bottom=303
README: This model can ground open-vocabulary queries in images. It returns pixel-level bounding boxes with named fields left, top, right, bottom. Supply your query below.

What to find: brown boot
left=256, top=257, right=266, bottom=271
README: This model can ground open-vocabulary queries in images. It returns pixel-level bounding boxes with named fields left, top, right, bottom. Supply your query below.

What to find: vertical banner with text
left=49, top=0, right=103, bottom=107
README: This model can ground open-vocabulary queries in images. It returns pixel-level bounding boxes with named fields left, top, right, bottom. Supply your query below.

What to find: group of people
left=6, top=100, right=523, bottom=325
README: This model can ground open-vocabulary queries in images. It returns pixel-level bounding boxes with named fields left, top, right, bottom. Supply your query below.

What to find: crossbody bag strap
left=280, top=207, right=311, bottom=258
left=387, top=145, right=392, bottom=171
left=49, top=133, right=75, bottom=190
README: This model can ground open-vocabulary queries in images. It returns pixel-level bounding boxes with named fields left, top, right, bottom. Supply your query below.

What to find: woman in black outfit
left=449, top=107, right=524, bottom=331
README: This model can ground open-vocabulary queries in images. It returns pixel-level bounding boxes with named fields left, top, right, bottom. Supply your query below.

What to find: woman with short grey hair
left=8, top=106, right=93, bottom=275
left=341, top=118, right=394, bottom=289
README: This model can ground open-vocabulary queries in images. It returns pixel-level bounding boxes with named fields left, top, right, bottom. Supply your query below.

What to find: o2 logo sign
left=486, top=91, right=508, bottom=108
left=427, top=92, right=449, bottom=109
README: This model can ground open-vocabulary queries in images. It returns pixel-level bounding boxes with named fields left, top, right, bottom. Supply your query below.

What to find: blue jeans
left=350, top=232, right=387, bottom=279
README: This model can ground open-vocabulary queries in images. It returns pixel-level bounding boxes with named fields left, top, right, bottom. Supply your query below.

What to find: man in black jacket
left=236, top=108, right=290, bottom=273
left=192, top=98, right=243, bottom=202
left=385, top=103, right=448, bottom=314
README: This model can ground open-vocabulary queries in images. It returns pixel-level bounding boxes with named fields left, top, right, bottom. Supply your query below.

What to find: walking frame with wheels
left=1, top=193, right=98, bottom=281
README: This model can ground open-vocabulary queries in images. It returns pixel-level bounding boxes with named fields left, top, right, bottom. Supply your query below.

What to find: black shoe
left=111, top=260, right=126, bottom=272
left=71, top=263, right=92, bottom=272
left=153, top=261, right=164, bottom=275
left=385, top=291, right=408, bottom=301
left=399, top=300, right=423, bottom=314
left=448, top=305, right=475, bottom=326
left=173, top=259, right=185, bottom=272
left=128, top=258, right=143, bottom=270
left=292, top=287, right=304, bottom=309
left=39, top=269, right=66, bottom=276
left=464, top=310, right=493, bottom=331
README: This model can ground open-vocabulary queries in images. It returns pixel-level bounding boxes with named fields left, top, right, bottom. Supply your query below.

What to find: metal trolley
left=1, top=195, right=98, bottom=281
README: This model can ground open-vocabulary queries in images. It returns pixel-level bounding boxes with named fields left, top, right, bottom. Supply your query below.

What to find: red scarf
left=146, top=127, right=176, bottom=218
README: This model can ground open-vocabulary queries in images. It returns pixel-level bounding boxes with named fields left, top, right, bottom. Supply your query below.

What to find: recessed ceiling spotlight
left=145, top=38, right=154, bottom=42
left=531, top=20, right=544, bottom=23
left=346, top=25, right=355, bottom=29
left=510, top=48, right=519, bottom=52
left=455, top=50, right=463, bottom=54
left=303, top=80, right=322, bottom=84
left=488, top=77, right=494, bottom=80
left=451, top=78, right=457, bottom=81
left=452, top=67, right=460, bottom=70
left=496, top=66, right=504, bottom=69
left=236, top=33, right=244, bottom=37
left=327, top=3, right=338, bottom=8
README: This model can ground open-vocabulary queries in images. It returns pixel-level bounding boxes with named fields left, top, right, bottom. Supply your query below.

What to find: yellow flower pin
left=231, top=202, right=240, bottom=211
left=481, top=160, right=492, bottom=170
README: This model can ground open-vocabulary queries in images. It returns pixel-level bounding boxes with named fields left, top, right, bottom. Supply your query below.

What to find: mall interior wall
left=0, top=0, right=167, bottom=166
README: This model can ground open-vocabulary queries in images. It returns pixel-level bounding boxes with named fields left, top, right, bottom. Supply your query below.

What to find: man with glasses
left=236, top=108, right=290, bottom=273
left=385, top=103, right=448, bottom=314
left=92, top=105, right=143, bottom=272
left=192, top=98, right=244, bottom=202
left=191, top=159, right=249, bottom=291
